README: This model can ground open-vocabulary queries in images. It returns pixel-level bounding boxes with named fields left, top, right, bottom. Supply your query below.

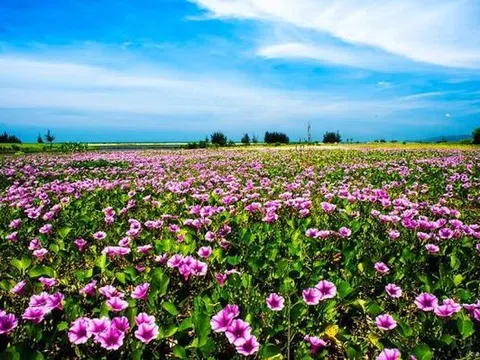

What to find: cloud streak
left=192, top=0, right=480, bottom=69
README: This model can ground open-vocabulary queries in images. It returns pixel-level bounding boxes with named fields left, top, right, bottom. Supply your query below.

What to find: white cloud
left=192, top=0, right=480, bottom=69
left=257, top=42, right=406, bottom=71
left=0, top=56, right=430, bottom=121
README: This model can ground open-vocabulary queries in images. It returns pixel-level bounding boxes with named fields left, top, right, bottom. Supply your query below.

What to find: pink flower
left=106, top=296, right=129, bottom=312
left=10, top=280, right=26, bottom=295
left=315, top=280, right=337, bottom=300
left=374, top=262, right=390, bottom=274
left=302, top=288, right=321, bottom=305
left=131, top=283, right=149, bottom=301
left=385, top=284, right=402, bottom=298
left=22, top=307, right=47, bottom=324
left=68, top=318, right=91, bottom=344
left=39, top=224, right=52, bottom=234
left=88, top=317, right=111, bottom=335
left=434, top=298, right=461, bottom=317
left=266, top=293, right=285, bottom=311
left=112, top=316, right=130, bottom=333
left=137, top=245, right=152, bottom=254
left=338, top=227, right=352, bottom=238
left=74, top=238, right=88, bottom=252
left=414, top=293, right=438, bottom=311
left=377, top=348, right=401, bottom=360
left=375, top=314, right=397, bottom=331
left=93, top=231, right=107, bottom=240
left=28, top=238, right=41, bottom=250
left=304, top=335, right=328, bottom=354
left=211, top=309, right=236, bottom=332
left=96, top=326, right=125, bottom=351
left=388, top=230, right=400, bottom=240
left=235, top=334, right=259, bottom=356
left=135, top=313, right=156, bottom=326
left=225, top=319, right=252, bottom=346
left=425, top=244, right=439, bottom=254
left=6, top=231, right=18, bottom=242
left=80, top=280, right=97, bottom=297
left=99, top=285, right=123, bottom=299
left=0, top=312, right=18, bottom=335
left=33, top=248, right=48, bottom=260
left=216, top=273, right=228, bottom=286
left=197, top=246, right=213, bottom=258
left=39, top=277, right=56, bottom=289
left=135, top=323, right=159, bottom=344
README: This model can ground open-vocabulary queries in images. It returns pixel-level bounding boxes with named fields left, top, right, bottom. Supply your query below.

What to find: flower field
left=1, top=148, right=480, bottom=359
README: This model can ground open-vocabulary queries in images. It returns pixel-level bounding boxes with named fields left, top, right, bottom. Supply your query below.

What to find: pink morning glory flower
left=302, top=288, right=321, bottom=305
left=266, top=293, right=285, bottom=311
left=68, top=318, right=92, bottom=344
left=93, top=231, right=107, bottom=240
left=315, top=280, right=337, bottom=300
left=304, top=335, right=328, bottom=354
left=197, top=246, right=213, bottom=258
left=211, top=309, right=236, bottom=333
left=225, top=319, right=252, bottom=346
left=131, top=283, right=149, bottom=301
left=376, top=348, right=401, bottom=360
left=0, top=312, right=18, bottom=335
left=385, top=284, right=402, bottom=298
left=135, top=323, right=159, bottom=344
left=106, top=296, right=129, bottom=312
left=95, top=326, right=125, bottom=351
left=338, top=227, right=352, bottom=238
left=414, top=293, right=438, bottom=311
left=112, top=316, right=130, bottom=333
left=74, top=238, right=88, bottom=252
left=434, top=298, right=461, bottom=317
left=135, top=313, right=156, bottom=326
left=22, top=307, right=47, bottom=324
left=235, top=334, right=259, bottom=356
left=374, top=262, right=390, bottom=274
left=425, top=244, right=439, bottom=254
left=10, top=280, right=26, bottom=295
left=375, top=314, right=397, bottom=331
left=88, top=317, right=111, bottom=335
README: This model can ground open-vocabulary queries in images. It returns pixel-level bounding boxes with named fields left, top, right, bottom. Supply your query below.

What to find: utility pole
left=307, top=121, right=312, bottom=143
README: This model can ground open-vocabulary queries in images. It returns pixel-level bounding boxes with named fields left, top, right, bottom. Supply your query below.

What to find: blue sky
left=1, top=0, right=479, bottom=142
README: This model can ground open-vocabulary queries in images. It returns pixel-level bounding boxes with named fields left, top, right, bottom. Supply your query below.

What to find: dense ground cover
left=1, top=148, right=480, bottom=359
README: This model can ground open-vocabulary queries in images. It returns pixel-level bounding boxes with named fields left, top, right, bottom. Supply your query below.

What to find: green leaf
left=413, top=344, right=433, bottom=360
left=337, top=280, right=354, bottom=299
left=261, top=344, right=282, bottom=358
left=227, top=255, right=241, bottom=266
left=173, top=346, right=187, bottom=359
left=95, top=254, right=107, bottom=271
left=115, top=272, right=126, bottom=284
left=150, top=268, right=169, bottom=297
left=162, top=301, right=179, bottom=316
left=58, top=226, right=71, bottom=239
left=457, top=313, right=475, bottom=339
left=453, top=274, right=464, bottom=287
left=29, top=265, right=54, bottom=278
left=11, top=256, right=31, bottom=272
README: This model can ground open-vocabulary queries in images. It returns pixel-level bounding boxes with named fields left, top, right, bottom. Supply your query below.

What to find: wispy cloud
left=0, top=54, right=445, bottom=128
left=192, top=0, right=480, bottom=69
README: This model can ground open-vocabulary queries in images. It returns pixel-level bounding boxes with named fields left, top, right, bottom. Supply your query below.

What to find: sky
left=1, top=0, right=480, bottom=142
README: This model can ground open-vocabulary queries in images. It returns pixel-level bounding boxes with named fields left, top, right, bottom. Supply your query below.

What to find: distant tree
left=210, top=131, right=227, bottom=146
left=44, top=129, right=56, bottom=147
left=323, top=131, right=341, bottom=144
left=264, top=131, right=289, bottom=144
left=252, top=134, right=259, bottom=144
left=37, top=133, right=44, bottom=144
left=0, top=131, right=22, bottom=144
left=473, top=127, right=480, bottom=144
left=227, top=140, right=236, bottom=146
left=241, top=133, right=250, bottom=145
